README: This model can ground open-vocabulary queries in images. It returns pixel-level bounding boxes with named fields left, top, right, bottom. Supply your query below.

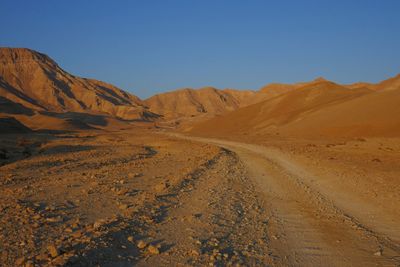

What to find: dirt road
left=173, top=133, right=400, bottom=266
left=1, top=130, right=399, bottom=266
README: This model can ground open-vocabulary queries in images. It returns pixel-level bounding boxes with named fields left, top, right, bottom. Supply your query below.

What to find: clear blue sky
left=1, top=0, right=399, bottom=98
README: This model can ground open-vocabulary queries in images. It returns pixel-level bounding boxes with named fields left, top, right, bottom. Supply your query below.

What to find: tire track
left=171, top=134, right=400, bottom=266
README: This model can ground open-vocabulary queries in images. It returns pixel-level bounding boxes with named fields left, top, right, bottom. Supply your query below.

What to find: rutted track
left=172, top=134, right=400, bottom=266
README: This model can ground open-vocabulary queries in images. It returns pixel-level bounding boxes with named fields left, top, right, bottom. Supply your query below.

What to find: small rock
left=117, top=189, right=129, bottom=196
left=93, top=219, right=105, bottom=229
left=71, top=231, right=82, bottom=238
left=147, top=245, right=160, bottom=254
left=191, top=249, right=199, bottom=256
left=46, top=216, right=63, bottom=223
left=137, top=240, right=147, bottom=249
left=52, top=256, right=64, bottom=265
left=154, top=182, right=168, bottom=192
left=47, top=244, right=59, bottom=258
left=374, top=250, right=382, bottom=256
left=15, top=257, right=25, bottom=265
left=119, top=204, right=129, bottom=210
left=35, top=253, right=48, bottom=261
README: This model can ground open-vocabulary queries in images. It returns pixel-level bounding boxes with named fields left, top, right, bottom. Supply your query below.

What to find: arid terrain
left=1, top=48, right=400, bottom=266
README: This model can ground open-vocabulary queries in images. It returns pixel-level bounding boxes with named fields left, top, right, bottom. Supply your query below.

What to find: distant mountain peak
left=313, top=77, right=328, bottom=82
left=0, top=47, right=57, bottom=67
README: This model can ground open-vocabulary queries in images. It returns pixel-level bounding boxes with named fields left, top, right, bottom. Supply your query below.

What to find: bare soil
left=0, top=128, right=399, bottom=266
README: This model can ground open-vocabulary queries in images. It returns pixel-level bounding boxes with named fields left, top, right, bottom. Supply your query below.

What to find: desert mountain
left=281, top=85, right=400, bottom=137
left=345, top=74, right=400, bottom=91
left=370, top=73, right=400, bottom=91
left=189, top=78, right=400, bottom=137
left=144, top=78, right=319, bottom=120
left=2, top=47, right=398, bottom=136
left=144, top=87, right=260, bottom=119
left=0, top=48, right=156, bottom=123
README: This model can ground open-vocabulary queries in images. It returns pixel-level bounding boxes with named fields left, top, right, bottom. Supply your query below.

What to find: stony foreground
left=0, top=129, right=271, bottom=266
left=1, top=128, right=400, bottom=266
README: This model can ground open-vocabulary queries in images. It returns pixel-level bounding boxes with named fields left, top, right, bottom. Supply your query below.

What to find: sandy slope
left=189, top=79, right=400, bottom=138
left=283, top=87, right=400, bottom=137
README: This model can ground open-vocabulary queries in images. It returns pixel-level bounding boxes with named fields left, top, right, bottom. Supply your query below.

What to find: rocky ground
left=0, top=129, right=272, bottom=266
left=1, top=128, right=400, bottom=266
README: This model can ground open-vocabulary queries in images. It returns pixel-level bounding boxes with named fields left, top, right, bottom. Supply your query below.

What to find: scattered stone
left=148, top=245, right=160, bottom=254
left=47, top=244, right=59, bottom=258
left=374, top=250, right=382, bottom=256
left=154, top=182, right=169, bottom=192
left=52, top=255, right=65, bottom=265
left=131, top=173, right=143, bottom=178
left=35, top=253, right=48, bottom=261
left=71, top=231, right=83, bottom=238
left=191, top=249, right=199, bottom=256
left=137, top=240, right=147, bottom=249
left=46, top=216, right=63, bottom=223
left=93, top=219, right=105, bottom=229
left=119, top=204, right=129, bottom=210
left=117, top=188, right=129, bottom=196
left=15, top=257, right=25, bottom=265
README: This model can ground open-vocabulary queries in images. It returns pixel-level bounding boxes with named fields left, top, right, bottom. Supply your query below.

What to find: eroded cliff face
left=0, top=47, right=155, bottom=120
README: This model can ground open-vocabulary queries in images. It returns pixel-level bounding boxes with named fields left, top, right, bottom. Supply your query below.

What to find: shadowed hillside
left=0, top=48, right=156, bottom=122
